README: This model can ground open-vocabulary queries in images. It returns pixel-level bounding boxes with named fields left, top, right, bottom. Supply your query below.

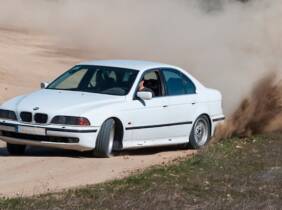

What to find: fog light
left=68, top=138, right=79, bottom=143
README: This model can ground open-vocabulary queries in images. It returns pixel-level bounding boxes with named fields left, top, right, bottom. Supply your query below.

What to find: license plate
left=17, top=126, right=46, bottom=136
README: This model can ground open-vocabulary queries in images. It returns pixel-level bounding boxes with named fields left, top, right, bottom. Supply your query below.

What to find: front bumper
left=0, top=120, right=100, bottom=151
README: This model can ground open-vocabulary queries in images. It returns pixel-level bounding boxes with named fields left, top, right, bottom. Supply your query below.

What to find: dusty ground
left=0, top=27, right=80, bottom=102
left=0, top=28, right=195, bottom=197
left=0, top=141, right=194, bottom=197
left=2, top=134, right=280, bottom=210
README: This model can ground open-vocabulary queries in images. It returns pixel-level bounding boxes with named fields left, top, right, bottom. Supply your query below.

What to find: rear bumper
left=212, top=116, right=225, bottom=122
left=211, top=115, right=225, bottom=136
left=0, top=121, right=100, bottom=151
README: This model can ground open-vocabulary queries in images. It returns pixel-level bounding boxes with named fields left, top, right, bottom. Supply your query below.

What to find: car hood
left=2, top=89, right=125, bottom=116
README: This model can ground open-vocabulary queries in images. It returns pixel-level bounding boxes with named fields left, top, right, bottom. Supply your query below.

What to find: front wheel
left=93, top=119, right=115, bottom=158
left=6, top=143, right=26, bottom=156
left=188, top=115, right=211, bottom=149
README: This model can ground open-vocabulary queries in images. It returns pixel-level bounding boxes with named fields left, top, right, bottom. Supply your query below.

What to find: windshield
left=47, top=65, right=139, bottom=96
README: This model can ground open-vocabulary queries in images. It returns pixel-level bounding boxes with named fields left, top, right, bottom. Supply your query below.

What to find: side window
left=162, top=69, right=196, bottom=96
left=139, top=70, right=163, bottom=97
left=144, top=71, right=158, bottom=80
left=181, top=73, right=196, bottom=94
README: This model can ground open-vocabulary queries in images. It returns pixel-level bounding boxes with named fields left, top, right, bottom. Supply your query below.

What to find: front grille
left=20, top=112, right=32, bottom=122
left=1, top=131, right=79, bottom=143
left=34, top=113, right=48, bottom=124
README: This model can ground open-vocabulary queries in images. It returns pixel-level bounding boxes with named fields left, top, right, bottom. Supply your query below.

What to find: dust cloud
left=214, top=73, right=282, bottom=141
left=0, top=0, right=282, bottom=137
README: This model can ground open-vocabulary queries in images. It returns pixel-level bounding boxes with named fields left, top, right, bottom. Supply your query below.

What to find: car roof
left=79, top=60, right=179, bottom=72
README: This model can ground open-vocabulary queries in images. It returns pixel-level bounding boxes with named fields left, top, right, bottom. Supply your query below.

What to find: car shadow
left=0, top=146, right=8, bottom=156
left=0, top=145, right=88, bottom=158
left=116, top=145, right=188, bottom=156
left=0, top=144, right=189, bottom=158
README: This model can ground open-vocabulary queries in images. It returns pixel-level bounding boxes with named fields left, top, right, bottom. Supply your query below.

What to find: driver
left=138, top=80, right=155, bottom=97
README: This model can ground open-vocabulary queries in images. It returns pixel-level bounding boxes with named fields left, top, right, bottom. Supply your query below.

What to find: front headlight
left=51, top=116, right=91, bottom=126
left=0, top=109, right=17, bottom=121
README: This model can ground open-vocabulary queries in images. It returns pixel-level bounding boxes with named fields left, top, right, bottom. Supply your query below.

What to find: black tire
left=6, top=143, right=26, bottom=156
left=93, top=119, right=115, bottom=158
left=188, top=115, right=211, bottom=149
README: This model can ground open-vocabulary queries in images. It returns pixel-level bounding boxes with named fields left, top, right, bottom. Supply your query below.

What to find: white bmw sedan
left=0, top=60, right=224, bottom=157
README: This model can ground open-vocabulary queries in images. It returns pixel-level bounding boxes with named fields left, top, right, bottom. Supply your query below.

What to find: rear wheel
left=188, top=115, right=211, bottom=149
left=6, top=143, right=26, bottom=156
left=93, top=119, right=115, bottom=158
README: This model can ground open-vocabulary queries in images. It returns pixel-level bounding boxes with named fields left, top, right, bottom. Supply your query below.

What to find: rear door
left=160, top=68, right=198, bottom=139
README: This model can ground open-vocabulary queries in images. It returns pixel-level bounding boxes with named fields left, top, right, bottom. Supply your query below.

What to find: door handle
left=192, top=102, right=196, bottom=105
left=163, top=105, right=168, bottom=108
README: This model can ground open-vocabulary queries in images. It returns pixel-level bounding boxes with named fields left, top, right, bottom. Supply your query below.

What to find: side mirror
left=40, top=82, right=49, bottom=89
left=137, top=91, right=153, bottom=100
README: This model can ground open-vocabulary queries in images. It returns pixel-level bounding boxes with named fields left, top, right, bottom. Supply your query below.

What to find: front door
left=124, top=70, right=172, bottom=147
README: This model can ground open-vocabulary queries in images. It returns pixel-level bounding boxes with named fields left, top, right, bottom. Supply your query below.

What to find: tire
left=93, top=119, right=115, bottom=158
left=188, top=115, right=211, bottom=149
left=6, top=143, right=26, bottom=156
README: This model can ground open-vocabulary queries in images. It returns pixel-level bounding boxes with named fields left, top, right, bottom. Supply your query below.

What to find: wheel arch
left=192, top=103, right=213, bottom=136
left=199, top=113, right=212, bottom=136
left=107, top=116, right=124, bottom=150
left=188, top=113, right=212, bottom=149
left=192, top=113, right=212, bottom=136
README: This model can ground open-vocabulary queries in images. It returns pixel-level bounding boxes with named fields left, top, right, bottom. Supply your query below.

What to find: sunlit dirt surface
left=0, top=27, right=81, bottom=102
left=0, top=141, right=195, bottom=197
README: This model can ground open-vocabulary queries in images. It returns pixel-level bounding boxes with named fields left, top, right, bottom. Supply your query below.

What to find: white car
left=0, top=60, right=224, bottom=157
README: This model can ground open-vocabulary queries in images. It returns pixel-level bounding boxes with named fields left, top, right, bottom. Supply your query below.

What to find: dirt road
left=0, top=141, right=194, bottom=197
left=0, top=28, right=195, bottom=197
